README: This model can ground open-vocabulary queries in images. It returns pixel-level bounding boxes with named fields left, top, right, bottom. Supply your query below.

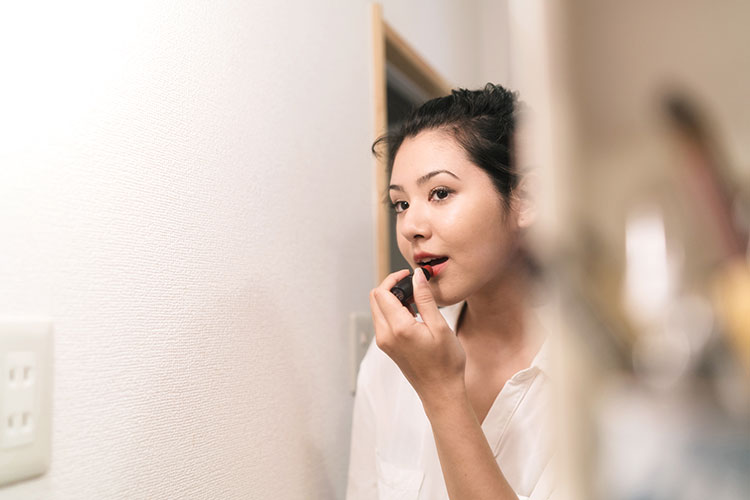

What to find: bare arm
left=371, top=269, right=518, bottom=500
left=423, top=388, right=518, bottom=500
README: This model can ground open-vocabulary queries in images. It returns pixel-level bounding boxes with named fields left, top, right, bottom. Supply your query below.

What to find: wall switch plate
left=0, top=320, right=53, bottom=487
left=349, top=312, right=374, bottom=394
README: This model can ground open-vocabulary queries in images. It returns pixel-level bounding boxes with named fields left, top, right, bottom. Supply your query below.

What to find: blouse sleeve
left=345, top=362, right=379, bottom=500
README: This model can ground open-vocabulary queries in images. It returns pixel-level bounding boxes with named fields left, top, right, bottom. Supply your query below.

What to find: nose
left=398, top=202, right=431, bottom=242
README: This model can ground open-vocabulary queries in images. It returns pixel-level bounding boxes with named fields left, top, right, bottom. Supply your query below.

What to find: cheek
left=444, top=195, right=506, bottom=241
left=450, top=199, right=514, bottom=264
left=396, top=230, right=411, bottom=263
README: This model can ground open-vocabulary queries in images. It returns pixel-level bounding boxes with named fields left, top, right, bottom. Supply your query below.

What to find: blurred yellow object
left=713, top=258, right=750, bottom=379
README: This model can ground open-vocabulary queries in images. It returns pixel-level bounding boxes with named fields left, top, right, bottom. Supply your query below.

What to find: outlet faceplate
left=349, top=312, right=374, bottom=394
left=0, top=320, right=53, bottom=487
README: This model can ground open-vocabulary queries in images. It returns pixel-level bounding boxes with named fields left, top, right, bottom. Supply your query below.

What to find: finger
left=372, top=287, right=415, bottom=334
left=369, top=289, right=393, bottom=347
left=376, top=268, right=412, bottom=293
left=369, top=289, right=389, bottom=332
left=412, top=267, right=447, bottom=329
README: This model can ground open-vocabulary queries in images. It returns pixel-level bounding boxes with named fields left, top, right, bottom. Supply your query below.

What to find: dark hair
left=373, top=83, right=522, bottom=208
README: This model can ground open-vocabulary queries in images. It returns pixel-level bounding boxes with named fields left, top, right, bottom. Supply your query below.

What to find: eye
left=391, top=200, right=409, bottom=214
left=429, top=187, right=453, bottom=202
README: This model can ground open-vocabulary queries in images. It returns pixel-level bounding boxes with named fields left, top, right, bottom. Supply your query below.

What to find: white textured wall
left=380, top=0, right=481, bottom=88
left=0, top=1, right=506, bottom=498
left=478, top=0, right=512, bottom=87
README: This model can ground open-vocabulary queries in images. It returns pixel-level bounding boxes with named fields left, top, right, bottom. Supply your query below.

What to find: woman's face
left=389, top=129, right=520, bottom=306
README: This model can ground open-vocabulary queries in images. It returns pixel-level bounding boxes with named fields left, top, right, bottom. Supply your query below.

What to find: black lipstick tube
left=390, top=266, right=433, bottom=306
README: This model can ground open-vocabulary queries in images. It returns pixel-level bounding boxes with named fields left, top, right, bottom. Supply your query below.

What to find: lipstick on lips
left=390, top=265, right=434, bottom=306
left=413, top=253, right=449, bottom=276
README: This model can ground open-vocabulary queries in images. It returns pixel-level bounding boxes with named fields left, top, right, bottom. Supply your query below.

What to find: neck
left=458, top=255, right=529, bottom=346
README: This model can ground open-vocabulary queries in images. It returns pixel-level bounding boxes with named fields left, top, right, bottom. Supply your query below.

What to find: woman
left=346, top=84, right=554, bottom=500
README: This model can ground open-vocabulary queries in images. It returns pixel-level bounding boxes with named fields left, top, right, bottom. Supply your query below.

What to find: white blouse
left=346, top=302, right=556, bottom=500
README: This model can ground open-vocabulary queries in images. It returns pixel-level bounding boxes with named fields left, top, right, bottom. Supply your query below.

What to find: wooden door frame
left=371, top=3, right=453, bottom=283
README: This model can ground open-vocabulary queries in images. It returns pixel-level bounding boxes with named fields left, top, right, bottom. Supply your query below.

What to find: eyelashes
left=391, top=200, right=409, bottom=213
left=390, top=186, right=455, bottom=214
left=430, top=186, right=452, bottom=201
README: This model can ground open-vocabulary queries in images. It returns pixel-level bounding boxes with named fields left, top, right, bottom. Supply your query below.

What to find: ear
left=511, top=172, right=538, bottom=230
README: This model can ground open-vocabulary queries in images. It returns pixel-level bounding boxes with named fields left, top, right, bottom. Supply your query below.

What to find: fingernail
left=414, top=267, right=426, bottom=284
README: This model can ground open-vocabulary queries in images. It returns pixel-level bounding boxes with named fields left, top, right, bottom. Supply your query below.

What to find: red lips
left=413, top=253, right=449, bottom=276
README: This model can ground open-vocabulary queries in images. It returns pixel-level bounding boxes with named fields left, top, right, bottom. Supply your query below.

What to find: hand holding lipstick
left=370, top=268, right=467, bottom=407
left=389, top=265, right=434, bottom=307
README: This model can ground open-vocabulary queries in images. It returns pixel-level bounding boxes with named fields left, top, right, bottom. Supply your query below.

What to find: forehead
left=391, top=129, right=477, bottom=183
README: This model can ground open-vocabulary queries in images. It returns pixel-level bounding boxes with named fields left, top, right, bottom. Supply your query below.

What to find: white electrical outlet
left=0, top=320, right=53, bottom=487
left=350, top=312, right=374, bottom=394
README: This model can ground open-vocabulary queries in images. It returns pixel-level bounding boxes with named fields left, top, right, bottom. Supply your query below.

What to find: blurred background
left=527, top=1, right=750, bottom=499
left=0, top=1, right=748, bottom=499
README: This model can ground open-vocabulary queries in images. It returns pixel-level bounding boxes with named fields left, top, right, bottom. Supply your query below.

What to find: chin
left=432, top=286, right=467, bottom=308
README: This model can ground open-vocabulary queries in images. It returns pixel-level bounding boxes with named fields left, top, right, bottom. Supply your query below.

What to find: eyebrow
left=388, top=169, right=460, bottom=192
